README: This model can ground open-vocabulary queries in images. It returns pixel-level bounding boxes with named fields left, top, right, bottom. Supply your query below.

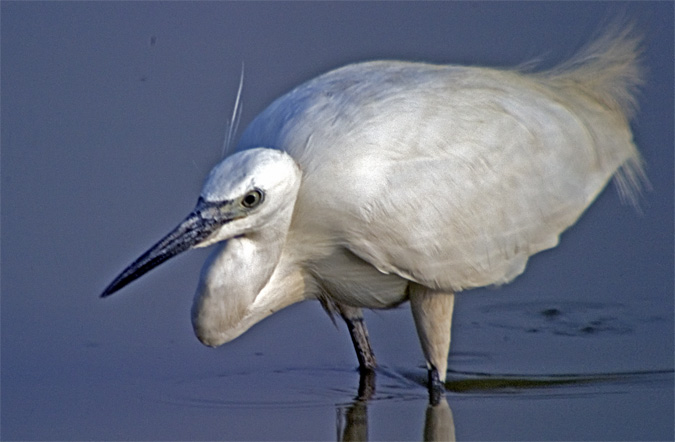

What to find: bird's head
left=100, top=148, right=302, bottom=298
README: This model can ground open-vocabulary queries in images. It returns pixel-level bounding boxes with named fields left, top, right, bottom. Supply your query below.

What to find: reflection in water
left=337, top=400, right=369, bottom=442
left=337, top=394, right=455, bottom=442
left=334, top=368, right=672, bottom=442
left=335, top=370, right=375, bottom=441
left=423, top=399, right=455, bottom=442
left=159, top=361, right=671, bottom=441
left=337, top=371, right=456, bottom=442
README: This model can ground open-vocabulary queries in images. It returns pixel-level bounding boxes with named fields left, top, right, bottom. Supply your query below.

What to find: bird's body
left=238, top=58, right=642, bottom=294
left=102, top=26, right=645, bottom=400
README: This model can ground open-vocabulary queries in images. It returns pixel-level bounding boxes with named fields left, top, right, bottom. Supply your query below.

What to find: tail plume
left=544, top=20, right=648, bottom=207
left=546, top=21, right=645, bottom=120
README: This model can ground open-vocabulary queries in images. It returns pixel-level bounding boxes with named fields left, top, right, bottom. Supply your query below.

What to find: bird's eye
left=241, top=189, right=264, bottom=208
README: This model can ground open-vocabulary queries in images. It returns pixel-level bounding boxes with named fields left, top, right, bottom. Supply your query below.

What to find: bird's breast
left=310, top=246, right=409, bottom=309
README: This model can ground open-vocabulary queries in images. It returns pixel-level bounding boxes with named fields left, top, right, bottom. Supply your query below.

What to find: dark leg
left=427, top=364, right=445, bottom=406
left=338, top=304, right=377, bottom=373
left=356, top=369, right=376, bottom=401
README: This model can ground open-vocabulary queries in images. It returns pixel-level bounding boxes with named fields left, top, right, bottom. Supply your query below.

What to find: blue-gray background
left=2, top=2, right=673, bottom=440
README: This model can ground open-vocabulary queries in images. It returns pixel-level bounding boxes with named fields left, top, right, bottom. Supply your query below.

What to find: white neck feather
left=190, top=200, right=306, bottom=347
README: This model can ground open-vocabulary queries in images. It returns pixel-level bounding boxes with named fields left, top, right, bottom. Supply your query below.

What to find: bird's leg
left=409, top=283, right=455, bottom=404
left=338, top=304, right=377, bottom=374
left=356, top=368, right=376, bottom=401
left=338, top=305, right=377, bottom=399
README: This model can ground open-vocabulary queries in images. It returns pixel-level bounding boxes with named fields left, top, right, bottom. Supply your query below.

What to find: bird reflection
left=337, top=400, right=369, bottom=442
left=336, top=370, right=374, bottom=441
left=337, top=371, right=455, bottom=442
left=423, top=399, right=455, bottom=442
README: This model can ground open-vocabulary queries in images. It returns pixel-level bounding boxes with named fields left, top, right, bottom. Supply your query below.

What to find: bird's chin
left=193, top=235, right=227, bottom=249
left=194, top=331, right=226, bottom=348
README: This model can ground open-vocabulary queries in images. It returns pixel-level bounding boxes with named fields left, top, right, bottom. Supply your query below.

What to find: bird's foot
left=428, top=367, right=445, bottom=406
left=357, top=368, right=376, bottom=401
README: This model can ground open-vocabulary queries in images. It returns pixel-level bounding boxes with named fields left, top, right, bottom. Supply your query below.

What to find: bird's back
left=237, top=25, right=645, bottom=292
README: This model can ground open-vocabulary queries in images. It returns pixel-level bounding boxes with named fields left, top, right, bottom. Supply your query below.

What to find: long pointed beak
left=100, top=198, right=235, bottom=298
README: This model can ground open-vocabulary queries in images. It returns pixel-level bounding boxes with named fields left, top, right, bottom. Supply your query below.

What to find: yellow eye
left=241, top=189, right=264, bottom=208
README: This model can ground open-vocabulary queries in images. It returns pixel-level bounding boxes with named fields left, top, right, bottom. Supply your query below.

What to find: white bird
left=102, top=25, right=645, bottom=400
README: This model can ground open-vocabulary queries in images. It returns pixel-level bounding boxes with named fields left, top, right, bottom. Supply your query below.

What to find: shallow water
left=3, top=299, right=673, bottom=440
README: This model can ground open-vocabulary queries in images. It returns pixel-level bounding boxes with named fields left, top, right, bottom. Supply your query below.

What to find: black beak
left=100, top=198, right=234, bottom=298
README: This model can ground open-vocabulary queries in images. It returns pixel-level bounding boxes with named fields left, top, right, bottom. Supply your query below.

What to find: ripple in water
left=479, top=301, right=635, bottom=337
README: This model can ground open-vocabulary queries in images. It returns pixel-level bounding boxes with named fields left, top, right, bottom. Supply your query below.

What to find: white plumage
left=102, top=25, right=645, bottom=398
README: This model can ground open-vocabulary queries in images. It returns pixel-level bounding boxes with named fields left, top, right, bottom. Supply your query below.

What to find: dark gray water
left=2, top=2, right=673, bottom=440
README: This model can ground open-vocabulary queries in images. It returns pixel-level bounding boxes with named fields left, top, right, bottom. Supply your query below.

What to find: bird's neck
left=190, top=214, right=295, bottom=347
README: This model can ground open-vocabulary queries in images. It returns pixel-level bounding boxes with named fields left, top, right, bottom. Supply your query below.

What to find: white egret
left=102, top=25, right=645, bottom=399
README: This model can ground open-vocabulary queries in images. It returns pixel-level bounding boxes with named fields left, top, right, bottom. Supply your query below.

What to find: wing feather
left=237, top=26, right=643, bottom=292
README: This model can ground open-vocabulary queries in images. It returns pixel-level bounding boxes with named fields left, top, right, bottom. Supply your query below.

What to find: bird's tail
left=546, top=21, right=645, bottom=120
left=544, top=21, right=648, bottom=207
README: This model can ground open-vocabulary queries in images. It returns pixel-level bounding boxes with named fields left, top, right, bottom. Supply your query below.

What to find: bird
left=101, top=24, right=645, bottom=401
